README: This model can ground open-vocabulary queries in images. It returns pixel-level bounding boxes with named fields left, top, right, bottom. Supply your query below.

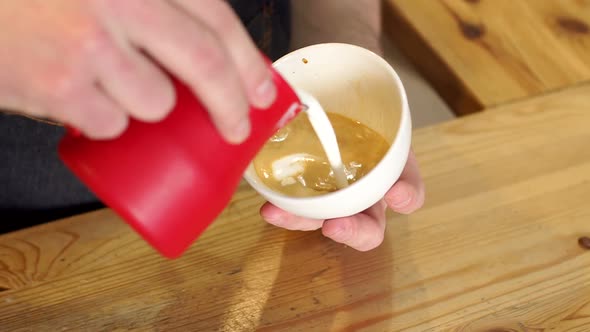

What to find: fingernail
left=388, top=189, right=413, bottom=209
left=229, top=119, right=251, bottom=144
left=255, top=77, right=277, bottom=109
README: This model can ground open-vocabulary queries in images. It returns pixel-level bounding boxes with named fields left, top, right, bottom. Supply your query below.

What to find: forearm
left=289, top=0, right=382, bottom=54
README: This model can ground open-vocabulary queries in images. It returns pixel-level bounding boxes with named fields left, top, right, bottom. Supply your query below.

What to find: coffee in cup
left=253, top=111, right=390, bottom=198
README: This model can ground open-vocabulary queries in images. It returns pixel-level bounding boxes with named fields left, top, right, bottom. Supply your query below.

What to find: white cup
left=244, top=43, right=412, bottom=219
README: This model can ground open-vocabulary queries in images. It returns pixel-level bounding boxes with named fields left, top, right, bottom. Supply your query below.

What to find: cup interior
left=274, top=44, right=402, bottom=144
left=245, top=43, right=406, bottom=201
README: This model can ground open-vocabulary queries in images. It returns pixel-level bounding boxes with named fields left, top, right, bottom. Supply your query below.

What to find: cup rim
left=245, top=43, right=410, bottom=203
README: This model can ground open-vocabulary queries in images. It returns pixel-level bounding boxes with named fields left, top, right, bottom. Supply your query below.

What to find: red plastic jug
left=58, top=66, right=302, bottom=258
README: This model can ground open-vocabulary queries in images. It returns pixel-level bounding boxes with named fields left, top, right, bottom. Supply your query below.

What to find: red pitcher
left=58, top=65, right=302, bottom=258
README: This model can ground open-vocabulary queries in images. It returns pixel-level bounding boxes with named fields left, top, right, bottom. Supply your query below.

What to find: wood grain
left=1, top=84, right=590, bottom=331
left=384, top=0, right=590, bottom=115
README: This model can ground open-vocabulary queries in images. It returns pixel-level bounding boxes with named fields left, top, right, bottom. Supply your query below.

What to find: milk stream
left=297, top=90, right=348, bottom=189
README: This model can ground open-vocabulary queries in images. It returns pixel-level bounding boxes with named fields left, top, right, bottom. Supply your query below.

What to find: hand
left=260, top=151, right=425, bottom=251
left=0, top=0, right=276, bottom=142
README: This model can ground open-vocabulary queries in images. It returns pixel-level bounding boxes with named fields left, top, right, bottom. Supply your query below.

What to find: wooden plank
left=384, top=0, right=590, bottom=115
left=1, top=84, right=590, bottom=330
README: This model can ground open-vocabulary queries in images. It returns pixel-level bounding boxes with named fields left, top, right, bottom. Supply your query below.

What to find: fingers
left=322, top=200, right=387, bottom=251
left=55, top=85, right=128, bottom=140
left=385, top=151, right=425, bottom=214
left=261, top=200, right=387, bottom=251
left=110, top=0, right=252, bottom=144
left=174, top=0, right=276, bottom=109
left=94, top=38, right=175, bottom=122
left=260, top=202, right=324, bottom=231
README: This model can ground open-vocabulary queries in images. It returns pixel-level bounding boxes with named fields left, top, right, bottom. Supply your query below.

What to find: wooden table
left=384, top=0, right=590, bottom=115
left=1, top=81, right=589, bottom=331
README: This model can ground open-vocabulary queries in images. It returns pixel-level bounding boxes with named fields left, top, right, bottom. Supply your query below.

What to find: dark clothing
left=231, top=0, right=291, bottom=61
left=0, top=0, right=291, bottom=233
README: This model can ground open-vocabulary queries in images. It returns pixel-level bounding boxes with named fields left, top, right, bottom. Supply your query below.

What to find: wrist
left=289, top=0, right=382, bottom=56
left=290, top=34, right=382, bottom=56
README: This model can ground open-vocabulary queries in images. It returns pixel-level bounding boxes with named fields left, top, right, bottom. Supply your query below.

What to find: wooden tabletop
left=1, top=82, right=589, bottom=331
left=384, top=0, right=590, bottom=115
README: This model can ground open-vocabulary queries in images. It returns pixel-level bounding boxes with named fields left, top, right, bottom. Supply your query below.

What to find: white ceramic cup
left=244, top=43, right=412, bottom=219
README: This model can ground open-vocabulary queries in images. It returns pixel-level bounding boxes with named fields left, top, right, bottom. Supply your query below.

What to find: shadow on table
left=253, top=214, right=425, bottom=331
left=150, top=212, right=425, bottom=331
